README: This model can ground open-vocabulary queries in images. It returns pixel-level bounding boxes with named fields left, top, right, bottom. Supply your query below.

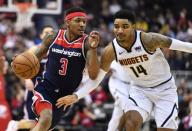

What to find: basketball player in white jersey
left=56, top=9, right=192, bottom=131
left=107, top=60, right=131, bottom=131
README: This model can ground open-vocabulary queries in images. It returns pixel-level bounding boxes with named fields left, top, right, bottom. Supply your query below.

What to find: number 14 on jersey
left=130, top=65, right=148, bottom=77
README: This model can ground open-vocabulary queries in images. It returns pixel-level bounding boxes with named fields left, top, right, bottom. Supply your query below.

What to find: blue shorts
left=32, top=80, right=70, bottom=129
left=24, top=90, right=36, bottom=120
left=24, top=77, right=42, bottom=120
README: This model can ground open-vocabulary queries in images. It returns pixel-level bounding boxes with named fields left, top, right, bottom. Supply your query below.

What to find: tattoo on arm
left=34, top=32, right=57, bottom=60
left=142, top=32, right=172, bottom=52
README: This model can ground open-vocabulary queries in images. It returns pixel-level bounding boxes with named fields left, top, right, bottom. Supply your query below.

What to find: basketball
left=11, top=51, right=40, bottom=79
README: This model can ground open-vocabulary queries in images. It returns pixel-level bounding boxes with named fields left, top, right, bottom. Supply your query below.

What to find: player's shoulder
left=103, top=42, right=115, bottom=57
left=140, top=31, right=164, bottom=44
left=140, top=31, right=156, bottom=52
left=105, top=42, right=113, bottom=48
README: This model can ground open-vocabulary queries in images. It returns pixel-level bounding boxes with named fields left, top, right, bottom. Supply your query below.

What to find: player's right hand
left=11, top=54, right=18, bottom=64
left=56, top=94, right=78, bottom=110
left=10, top=54, right=18, bottom=69
left=88, top=31, right=100, bottom=49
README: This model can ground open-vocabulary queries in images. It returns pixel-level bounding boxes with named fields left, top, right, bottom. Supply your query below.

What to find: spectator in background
left=178, top=78, right=192, bottom=119
left=135, top=17, right=148, bottom=32
left=178, top=100, right=192, bottom=131
left=124, top=0, right=138, bottom=10
left=101, top=0, right=111, bottom=25
left=0, top=55, right=12, bottom=131
left=109, top=0, right=121, bottom=15
left=178, top=8, right=188, bottom=30
left=0, top=0, right=6, bottom=7
left=91, top=85, right=108, bottom=107
left=187, top=20, right=192, bottom=42
left=71, top=99, right=97, bottom=128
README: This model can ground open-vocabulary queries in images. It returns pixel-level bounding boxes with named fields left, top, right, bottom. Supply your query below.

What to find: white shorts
left=123, top=77, right=178, bottom=129
left=108, top=76, right=131, bottom=109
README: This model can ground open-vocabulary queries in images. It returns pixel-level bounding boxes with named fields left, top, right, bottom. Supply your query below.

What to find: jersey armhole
left=112, top=41, right=118, bottom=62
left=48, top=30, right=61, bottom=50
left=82, top=35, right=89, bottom=60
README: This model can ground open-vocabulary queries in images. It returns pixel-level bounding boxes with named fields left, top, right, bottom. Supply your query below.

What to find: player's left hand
left=88, top=31, right=100, bottom=49
left=56, top=94, right=78, bottom=110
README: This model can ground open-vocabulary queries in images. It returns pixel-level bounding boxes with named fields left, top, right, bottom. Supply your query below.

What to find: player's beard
left=116, top=35, right=126, bottom=43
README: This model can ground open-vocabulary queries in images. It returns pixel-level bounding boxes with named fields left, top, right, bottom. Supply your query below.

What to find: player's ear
left=65, top=20, right=69, bottom=28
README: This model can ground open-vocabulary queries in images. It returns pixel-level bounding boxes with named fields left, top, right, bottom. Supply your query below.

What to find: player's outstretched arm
left=75, top=43, right=115, bottom=99
left=85, top=31, right=100, bottom=80
left=141, top=32, right=192, bottom=53
left=56, top=43, right=115, bottom=109
left=28, top=31, right=57, bottom=61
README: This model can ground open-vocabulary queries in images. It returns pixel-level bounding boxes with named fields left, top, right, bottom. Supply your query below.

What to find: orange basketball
left=11, top=52, right=40, bottom=79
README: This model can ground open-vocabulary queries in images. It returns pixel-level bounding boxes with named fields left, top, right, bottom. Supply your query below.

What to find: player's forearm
left=169, top=38, right=192, bottom=53
left=87, top=49, right=100, bottom=80
left=27, top=45, right=48, bottom=61
left=33, top=46, right=48, bottom=61
left=74, top=69, right=107, bottom=100
left=32, top=32, right=57, bottom=60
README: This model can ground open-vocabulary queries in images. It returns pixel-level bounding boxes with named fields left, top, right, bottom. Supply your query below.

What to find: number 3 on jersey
left=130, top=65, right=147, bottom=77
left=59, top=58, right=68, bottom=75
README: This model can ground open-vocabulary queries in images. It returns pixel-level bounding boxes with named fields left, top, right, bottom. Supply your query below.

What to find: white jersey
left=108, top=61, right=131, bottom=131
left=112, top=30, right=172, bottom=88
left=110, top=60, right=131, bottom=83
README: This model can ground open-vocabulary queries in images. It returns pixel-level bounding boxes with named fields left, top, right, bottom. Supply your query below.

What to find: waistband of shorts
left=148, top=75, right=173, bottom=88
left=133, top=76, right=173, bottom=88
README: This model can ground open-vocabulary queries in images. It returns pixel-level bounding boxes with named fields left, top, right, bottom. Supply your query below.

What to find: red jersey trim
left=54, top=29, right=87, bottom=49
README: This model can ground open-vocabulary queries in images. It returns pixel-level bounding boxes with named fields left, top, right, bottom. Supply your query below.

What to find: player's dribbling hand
left=11, top=54, right=18, bottom=66
left=56, top=94, right=78, bottom=110
left=88, top=31, right=100, bottom=49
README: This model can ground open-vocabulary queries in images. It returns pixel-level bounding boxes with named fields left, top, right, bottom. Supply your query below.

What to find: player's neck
left=119, top=29, right=136, bottom=50
left=65, top=30, right=80, bottom=42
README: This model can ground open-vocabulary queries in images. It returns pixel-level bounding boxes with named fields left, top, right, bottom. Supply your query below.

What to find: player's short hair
left=114, top=10, right=136, bottom=24
left=64, top=7, right=86, bottom=16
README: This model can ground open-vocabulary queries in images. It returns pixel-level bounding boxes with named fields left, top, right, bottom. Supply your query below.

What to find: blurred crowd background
left=1, top=0, right=192, bottom=131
